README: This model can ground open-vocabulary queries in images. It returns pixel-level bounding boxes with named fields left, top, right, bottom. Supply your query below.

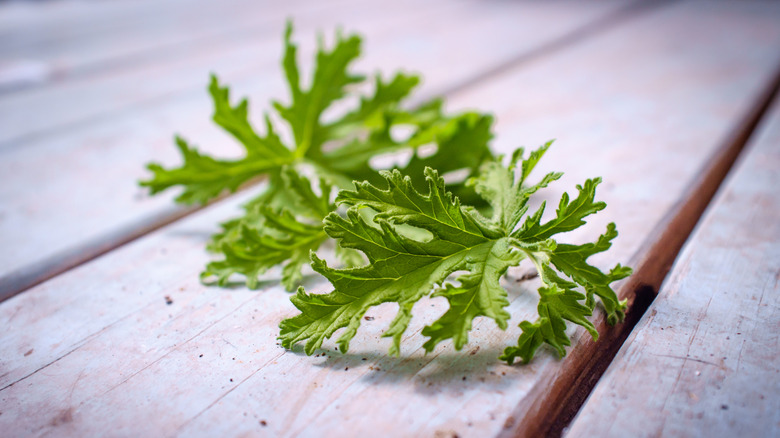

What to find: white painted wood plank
left=0, top=0, right=315, bottom=52
left=1, top=1, right=780, bottom=436
left=0, top=0, right=324, bottom=65
left=0, top=1, right=629, bottom=147
left=0, top=0, right=453, bottom=145
left=565, top=85, right=780, bottom=438
left=0, top=0, right=466, bottom=296
left=0, top=0, right=629, bottom=297
left=0, top=0, right=252, bottom=33
left=0, top=0, right=311, bottom=91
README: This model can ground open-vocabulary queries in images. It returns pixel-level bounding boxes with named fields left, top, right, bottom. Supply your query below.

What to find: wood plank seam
left=0, top=176, right=267, bottom=302
left=428, top=0, right=676, bottom=103
left=563, top=83, right=780, bottom=438
left=500, top=59, right=780, bottom=438
left=93, top=294, right=263, bottom=397
left=0, top=0, right=664, bottom=302
left=0, top=0, right=656, bottom=152
left=0, top=0, right=472, bottom=297
left=0, top=0, right=349, bottom=96
left=0, top=0, right=461, bottom=151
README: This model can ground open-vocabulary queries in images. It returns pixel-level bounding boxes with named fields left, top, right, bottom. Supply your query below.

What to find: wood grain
left=1, top=1, right=780, bottom=437
left=0, top=0, right=453, bottom=146
left=0, top=0, right=632, bottom=300
left=501, top=46, right=780, bottom=438
left=565, top=82, right=780, bottom=438
left=0, top=0, right=334, bottom=85
left=0, top=0, right=457, bottom=300
left=0, top=0, right=633, bottom=148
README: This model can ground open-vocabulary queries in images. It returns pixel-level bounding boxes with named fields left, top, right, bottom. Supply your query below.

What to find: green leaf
left=500, top=279, right=596, bottom=365
left=205, top=174, right=293, bottom=253
left=141, top=21, right=496, bottom=291
left=402, top=112, right=495, bottom=204
left=513, top=177, right=606, bottom=242
left=327, top=73, right=421, bottom=135
left=421, top=239, right=521, bottom=352
left=468, top=141, right=561, bottom=231
left=201, top=208, right=327, bottom=291
left=548, top=223, right=632, bottom=323
left=201, top=217, right=326, bottom=289
left=280, top=144, right=632, bottom=364
left=141, top=136, right=283, bottom=205
left=279, top=168, right=505, bottom=355
left=499, top=320, right=545, bottom=365
left=208, top=75, right=293, bottom=161
left=201, top=170, right=334, bottom=291
left=273, top=22, right=363, bottom=159
left=141, top=75, right=294, bottom=205
left=513, top=176, right=632, bottom=322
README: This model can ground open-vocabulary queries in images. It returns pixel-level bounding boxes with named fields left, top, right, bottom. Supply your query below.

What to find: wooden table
left=1, top=0, right=778, bottom=436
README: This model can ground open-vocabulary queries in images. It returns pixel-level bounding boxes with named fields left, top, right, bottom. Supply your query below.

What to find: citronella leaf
left=200, top=208, right=327, bottom=290
left=273, top=23, right=363, bottom=159
left=548, top=223, right=632, bottom=322
left=141, top=78, right=292, bottom=205
left=513, top=178, right=631, bottom=322
left=279, top=168, right=334, bottom=220
left=280, top=144, right=632, bottom=364
left=326, top=73, right=421, bottom=137
left=201, top=169, right=331, bottom=291
left=279, top=168, right=502, bottom=355
left=208, top=75, right=292, bottom=161
left=141, top=21, right=496, bottom=291
left=468, top=140, right=561, bottom=231
left=421, top=239, right=521, bottom=352
left=142, top=136, right=282, bottom=205
left=499, top=268, right=596, bottom=364
left=513, top=177, right=606, bottom=242
left=401, top=112, right=495, bottom=204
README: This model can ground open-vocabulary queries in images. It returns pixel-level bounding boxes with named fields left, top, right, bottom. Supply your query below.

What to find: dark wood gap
left=499, top=59, right=780, bottom=438
left=0, top=0, right=666, bottom=302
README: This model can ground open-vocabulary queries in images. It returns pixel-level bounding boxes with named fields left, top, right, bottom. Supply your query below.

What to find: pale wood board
left=1, top=1, right=780, bottom=437
left=0, top=0, right=338, bottom=79
left=0, top=0, right=304, bottom=91
left=0, top=0, right=630, bottom=298
left=0, top=0, right=274, bottom=36
left=565, top=86, right=780, bottom=438
left=0, top=0, right=455, bottom=145
left=0, top=0, right=461, bottom=296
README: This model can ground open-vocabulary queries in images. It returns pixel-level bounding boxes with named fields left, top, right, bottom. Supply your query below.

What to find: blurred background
left=1, top=0, right=779, bottom=300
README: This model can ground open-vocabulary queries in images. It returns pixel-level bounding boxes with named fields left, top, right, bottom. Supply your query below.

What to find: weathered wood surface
left=0, top=0, right=334, bottom=85
left=0, top=0, right=631, bottom=147
left=565, top=85, right=780, bottom=438
left=0, top=0, right=452, bottom=145
left=1, top=0, right=779, bottom=437
left=0, top=0, right=633, bottom=299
